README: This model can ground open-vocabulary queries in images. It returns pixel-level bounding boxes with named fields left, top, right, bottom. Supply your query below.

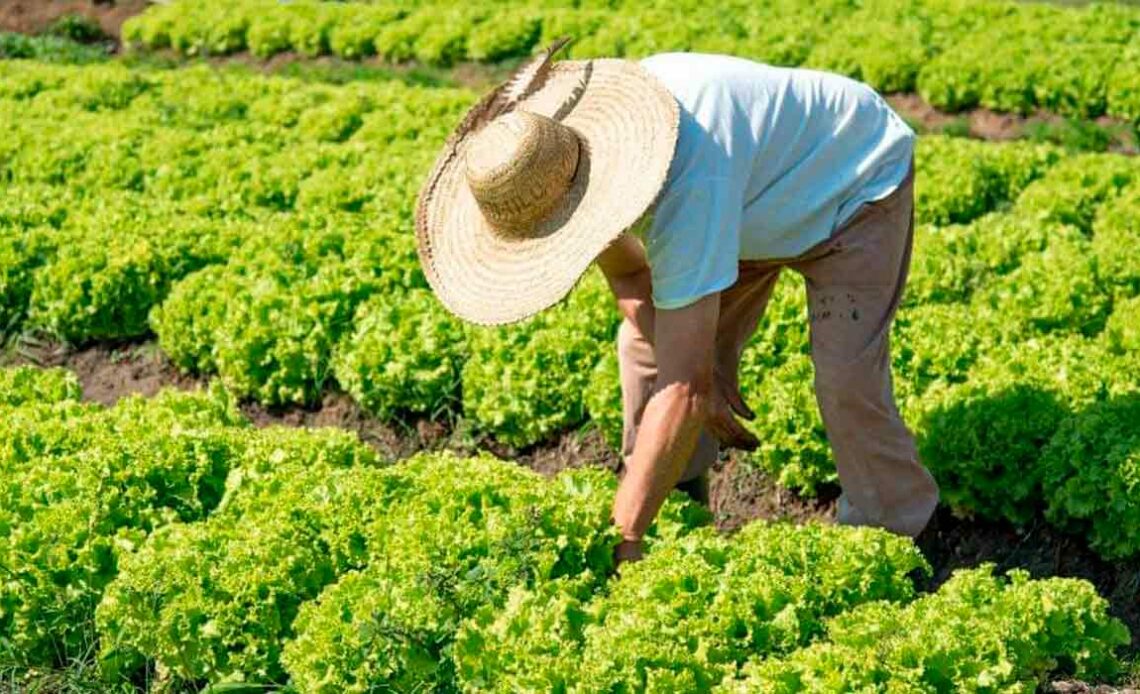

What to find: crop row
left=0, top=366, right=1130, bottom=692
left=121, top=0, right=1140, bottom=122
left=2, top=58, right=1139, bottom=558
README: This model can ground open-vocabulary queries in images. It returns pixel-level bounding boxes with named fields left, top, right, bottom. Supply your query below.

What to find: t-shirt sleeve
left=644, top=177, right=742, bottom=310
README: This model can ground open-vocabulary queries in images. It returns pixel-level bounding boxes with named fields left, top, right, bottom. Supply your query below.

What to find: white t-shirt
left=638, top=53, right=916, bottom=310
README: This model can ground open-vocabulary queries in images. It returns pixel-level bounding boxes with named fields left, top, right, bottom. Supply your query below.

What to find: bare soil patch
left=8, top=338, right=197, bottom=406
left=0, top=0, right=148, bottom=39
left=888, top=93, right=1138, bottom=154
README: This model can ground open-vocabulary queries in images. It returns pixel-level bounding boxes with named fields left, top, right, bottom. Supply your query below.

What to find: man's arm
left=611, top=295, right=719, bottom=544
left=596, top=233, right=655, bottom=344
left=608, top=294, right=762, bottom=554
left=599, top=234, right=760, bottom=562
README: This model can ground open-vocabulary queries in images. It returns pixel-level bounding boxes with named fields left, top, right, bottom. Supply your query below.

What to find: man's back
left=638, top=53, right=915, bottom=309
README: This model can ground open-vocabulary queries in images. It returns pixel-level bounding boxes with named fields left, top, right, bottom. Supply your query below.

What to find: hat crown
left=465, top=110, right=580, bottom=239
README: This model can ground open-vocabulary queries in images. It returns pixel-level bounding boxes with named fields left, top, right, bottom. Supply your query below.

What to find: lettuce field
left=2, top=0, right=1140, bottom=691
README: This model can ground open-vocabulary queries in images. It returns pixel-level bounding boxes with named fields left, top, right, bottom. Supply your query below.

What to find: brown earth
left=8, top=338, right=1140, bottom=686
left=0, top=0, right=148, bottom=39
left=887, top=93, right=1139, bottom=155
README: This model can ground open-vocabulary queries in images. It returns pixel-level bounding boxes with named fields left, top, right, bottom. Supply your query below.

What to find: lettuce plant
left=455, top=522, right=925, bottom=693
left=1042, top=395, right=1140, bottom=560
left=0, top=365, right=81, bottom=407
left=333, top=289, right=466, bottom=420
left=725, top=565, right=1128, bottom=692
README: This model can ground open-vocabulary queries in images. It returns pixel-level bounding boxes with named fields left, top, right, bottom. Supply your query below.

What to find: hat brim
left=415, top=59, right=679, bottom=325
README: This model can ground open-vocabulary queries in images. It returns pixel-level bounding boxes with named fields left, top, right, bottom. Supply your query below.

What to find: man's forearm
left=612, top=382, right=706, bottom=540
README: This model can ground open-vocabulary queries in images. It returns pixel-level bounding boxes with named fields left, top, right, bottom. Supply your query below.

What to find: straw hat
left=415, top=39, right=680, bottom=325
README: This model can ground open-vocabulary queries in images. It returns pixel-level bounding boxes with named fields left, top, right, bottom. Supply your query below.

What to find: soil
left=887, top=93, right=1139, bottom=155
left=7, top=338, right=1140, bottom=686
left=0, top=0, right=149, bottom=40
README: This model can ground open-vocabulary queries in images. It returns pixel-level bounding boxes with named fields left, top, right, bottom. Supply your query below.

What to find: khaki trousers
left=617, top=166, right=939, bottom=538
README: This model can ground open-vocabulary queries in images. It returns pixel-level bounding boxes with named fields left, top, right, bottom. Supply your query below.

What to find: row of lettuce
left=2, top=59, right=1140, bottom=558
left=122, top=0, right=1140, bottom=123
left=0, top=365, right=1130, bottom=692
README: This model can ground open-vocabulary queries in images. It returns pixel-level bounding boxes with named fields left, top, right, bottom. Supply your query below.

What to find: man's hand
left=710, top=355, right=760, bottom=451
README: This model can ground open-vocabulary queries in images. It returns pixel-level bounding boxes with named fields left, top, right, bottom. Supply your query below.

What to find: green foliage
left=743, top=354, right=834, bottom=496
left=1104, top=296, right=1140, bottom=357
left=806, top=15, right=929, bottom=93
left=165, top=3, right=252, bottom=56
left=295, top=94, right=371, bottom=143
left=0, top=388, right=245, bottom=666
left=0, top=364, right=1131, bottom=690
left=906, top=211, right=1095, bottom=318
left=725, top=565, right=1129, bottom=693
left=467, top=13, right=540, bottom=62
left=97, top=449, right=398, bottom=686
left=0, top=32, right=109, bottom=63
left=915, top=336, right=1135, bottom=524
left=152, top=217, right=419, bottom=406
left=1015, top=153, right=1139, bottom=234
left=0, top=366, right=82, bottom=407
left=1092, top=186, right=1140, bottom=299
left=583, top=349, right=623, bottom=450
left=891, top=301, right=996, bottom=406
left=971, top=225, right=1111, bottom=338
left=288, top=4, right=338, bottom=58
left=1042, top=395, right=1140, bottom=560
left=121, top=0, right=1140, bottom=125
left=148, top=264, right=231, bottom=374
left=736, top=272, right=810, bottom=390
left=461, top=272, right=619, bottom=448
left=729, top=274, right=819, bottom=488
left=573, top=524, right=925, bottom=692
left=45, top=14, right=107, bottom=44
left=1024, top=117, right=1113, bottom=153
left=45, top=64, right=152, bottom=112
left=332, top=288, right=466, bottom=420
left=1107, top=48, right=1140, bottom=124
left=454, top=574, right=597, bottom=693
left=4, top=14, right=1140, bottom=611
left=328, top=6, right=401, bottom=59
left=916, top=1, right=1134, bottom=118
left=0, top=59, right=471, bottom=366
left=906, top=218, right=1003, bottom=307
left=455, top=522, right=926, bottom=693
left=280, top=459, right=628, bottom=693
left=25, top=212, right=242, bottom=343
left=0, top=226, right=55, bottom=335
left=245, top=11, right=294, bottom=59
left=914, top=136, right=1060, bottom=226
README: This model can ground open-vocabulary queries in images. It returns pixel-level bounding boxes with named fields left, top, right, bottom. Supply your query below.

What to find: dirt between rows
left=5, top=338, right=1139, bottom=689
left=0, top=0, right=147, bottom=39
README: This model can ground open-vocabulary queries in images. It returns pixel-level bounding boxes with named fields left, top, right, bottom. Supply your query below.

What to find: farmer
left=415, top=42, right=940, bottom=564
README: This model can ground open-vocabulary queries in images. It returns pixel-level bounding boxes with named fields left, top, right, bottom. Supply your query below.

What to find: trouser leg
left=791, top=170, right=939, bottom=538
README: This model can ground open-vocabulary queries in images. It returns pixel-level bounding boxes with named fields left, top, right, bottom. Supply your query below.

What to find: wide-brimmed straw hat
left=415, top=39, right=679, bottom=325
